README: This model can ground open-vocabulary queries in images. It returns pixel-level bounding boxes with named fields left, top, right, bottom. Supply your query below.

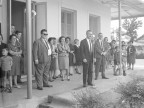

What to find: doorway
left=89, top=14, right=100, bottom=39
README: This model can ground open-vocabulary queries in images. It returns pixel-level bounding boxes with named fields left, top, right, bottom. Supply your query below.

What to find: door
left=89, top=15, right=100, bottom=39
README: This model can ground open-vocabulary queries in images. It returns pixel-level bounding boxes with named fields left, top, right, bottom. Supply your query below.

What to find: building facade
left=0, top=0, right=111, bottom=43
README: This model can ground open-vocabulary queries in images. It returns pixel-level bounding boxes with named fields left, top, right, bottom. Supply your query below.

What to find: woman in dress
left=65, top=37, right=75, bottom=75
left=8, top=34, right=22, bottom=88
left=0, top=34, right=7, bottom=88
left=127, top=41, right=136, bottom=70
left=73, top=39, right=81, bottom=74
left=58, top=36, right=70, bottom=81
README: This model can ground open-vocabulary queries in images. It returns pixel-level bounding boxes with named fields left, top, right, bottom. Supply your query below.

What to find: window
left=61, top=9, right=76, bottom=41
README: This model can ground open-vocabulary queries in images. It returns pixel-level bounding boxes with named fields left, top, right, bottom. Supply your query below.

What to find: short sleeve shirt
left=0, top=56, right=12, bottom=71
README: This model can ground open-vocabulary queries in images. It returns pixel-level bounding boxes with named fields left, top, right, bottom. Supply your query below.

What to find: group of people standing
left=33, top=29, right=82, bottom=90
left=0, top=26, right=23, bottom=93
left=0, top=28, right=136, bottom=92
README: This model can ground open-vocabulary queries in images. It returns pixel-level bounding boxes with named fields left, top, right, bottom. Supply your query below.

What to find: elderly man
left=94, top=33, right=109, bottom=80
left=33, top=29, right=52, bottom=90
left=80, top=30, right=94, bottom=87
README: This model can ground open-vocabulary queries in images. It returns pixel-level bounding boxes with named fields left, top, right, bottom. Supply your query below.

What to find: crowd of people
left=0, top=28, right=136, bottom=92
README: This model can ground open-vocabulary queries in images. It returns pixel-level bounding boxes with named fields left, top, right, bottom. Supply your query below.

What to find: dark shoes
left=102, top=77, right=109, bottom=79
left=88, top=83, right=94, bottom=86
left=37, top=87, right=43, bottom=90
left=49, top=79, right=54, bottom=82
left=83, top=84, right=87, bottom=87
left=43, top=84, right=53, bottom=87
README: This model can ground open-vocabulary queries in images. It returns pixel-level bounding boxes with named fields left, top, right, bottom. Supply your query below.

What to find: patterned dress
left=8, top=43, right=21, bottom=75
left=58, top=43, right=70, bottom=70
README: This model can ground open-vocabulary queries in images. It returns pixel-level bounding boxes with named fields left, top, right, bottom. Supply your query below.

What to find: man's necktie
left=44, top=40, right=49, bottom=50
left=89, top=40, right=92, bottom=53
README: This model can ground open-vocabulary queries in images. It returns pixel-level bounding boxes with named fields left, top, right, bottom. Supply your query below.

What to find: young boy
left=0, top=48, right=13, bottom=93
left=114, top=46, right=120, bottom=75
left=122, top=45, right=127, bottom=76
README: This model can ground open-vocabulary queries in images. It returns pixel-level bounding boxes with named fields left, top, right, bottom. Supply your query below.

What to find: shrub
left=114, top=75, right=144, bottom=108
left=73, top=88, right=110, bottom=108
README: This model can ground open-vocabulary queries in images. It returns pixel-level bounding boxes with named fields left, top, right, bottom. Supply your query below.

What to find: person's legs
left=66, top=69, right=70, bottom=81
left=60, top=69, right=65, bottom=81
left=95, top=58, right=102, bottom=80
left=35, top=64, right=44, bottom=89
left=13, top=75, right=21, bottom=88
left=87, top=62, right=93, bottom=85
left=43, top=61, right=51, bottom=86
left=83, top=62, right=88, bottom=86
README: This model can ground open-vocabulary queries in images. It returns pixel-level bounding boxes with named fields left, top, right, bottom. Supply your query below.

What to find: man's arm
left=80, top=40, right=87, bottom=63
left=94, top=41, right=103, bottom=57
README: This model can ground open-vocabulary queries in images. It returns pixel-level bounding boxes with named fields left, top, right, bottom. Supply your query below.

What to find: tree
left=122, top=18, right=143, bottom=42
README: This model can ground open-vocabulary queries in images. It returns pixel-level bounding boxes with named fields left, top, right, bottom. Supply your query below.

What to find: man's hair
left=98, top=33, right=102, bottom=36
left=65, top=37, right=71, bottom=41
left=41, top=29, right=47, bottom=34
left=15, top=31, right=22, bottom=35
left=86, top=30, right=92, bottom=35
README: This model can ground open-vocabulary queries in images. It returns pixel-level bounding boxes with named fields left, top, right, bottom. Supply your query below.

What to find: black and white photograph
left=0, top=0, right=144, bottom=108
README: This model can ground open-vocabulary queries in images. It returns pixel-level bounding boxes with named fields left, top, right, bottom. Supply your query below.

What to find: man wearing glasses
left=33, top=29, right=52, bottom=90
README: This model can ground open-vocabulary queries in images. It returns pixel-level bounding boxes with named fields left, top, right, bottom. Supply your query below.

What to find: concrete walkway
left=0, top=59, right=144, bottom=108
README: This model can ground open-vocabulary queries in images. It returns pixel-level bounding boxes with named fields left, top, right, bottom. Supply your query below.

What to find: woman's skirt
left=58, top=55, right=69, bottom=70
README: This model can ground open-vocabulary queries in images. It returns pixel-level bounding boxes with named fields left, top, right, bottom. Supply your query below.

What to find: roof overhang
left=95, top=0, right=144, bottom=20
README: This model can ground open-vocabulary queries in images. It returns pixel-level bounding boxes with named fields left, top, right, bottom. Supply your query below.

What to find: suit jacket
left=80, top=38, right=93, bottom=62
left=33, top=38, right=51, bottom=64
left=94, top=39, right=103, bottom=59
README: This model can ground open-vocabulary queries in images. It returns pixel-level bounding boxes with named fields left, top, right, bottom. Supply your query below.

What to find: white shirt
left=86, top=38, right=92, bottom=52
left=42, top=39, right=52, bottom=56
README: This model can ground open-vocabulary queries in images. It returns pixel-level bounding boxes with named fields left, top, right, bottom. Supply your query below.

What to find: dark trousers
left=83, top=61, right=93, bottom=85
left=34, top=57, right=51, bottom=88
left=95, top=56, right=106, bottom=79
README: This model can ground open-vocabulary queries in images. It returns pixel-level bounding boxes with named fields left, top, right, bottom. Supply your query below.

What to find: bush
left=114, top=75, right=144, bottom=108
left=73, top=88, right=110, bottom=108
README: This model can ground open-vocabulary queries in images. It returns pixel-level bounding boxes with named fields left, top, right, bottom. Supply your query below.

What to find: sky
left=111, top=17, right=144, bottom=38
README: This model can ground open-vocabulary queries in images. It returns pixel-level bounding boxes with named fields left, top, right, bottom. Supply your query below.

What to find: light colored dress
left=58, top=43, right=70, bottom=70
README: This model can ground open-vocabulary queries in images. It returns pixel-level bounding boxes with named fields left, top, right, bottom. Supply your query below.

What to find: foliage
left=122, top=18, right=143, bottom=41
left=73, top=88, right=108, bottom=108
left=114, top=75, right=144, bottom=108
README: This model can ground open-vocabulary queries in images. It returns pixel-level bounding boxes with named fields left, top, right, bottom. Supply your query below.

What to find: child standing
left=122, top=45, right=127, bottom=76
left=0, top=48, right=13, bottom=93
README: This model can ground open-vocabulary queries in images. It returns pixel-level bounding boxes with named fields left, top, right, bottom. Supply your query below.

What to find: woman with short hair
left=8, top=34, right=22, bottom=88
left=58, top=36, right=70, bottom=81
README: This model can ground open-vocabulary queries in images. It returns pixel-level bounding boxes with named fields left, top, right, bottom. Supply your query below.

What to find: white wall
left=0, top=0, right=7, bottom=43
left=46, top=0, right=111, bottom=41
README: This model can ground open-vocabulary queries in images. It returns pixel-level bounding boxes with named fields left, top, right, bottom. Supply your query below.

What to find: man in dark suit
left=94, top=33, right=109, bottom=80
left=33, top=29, right=52, bottom=90
left=80, top=30, right=93, bottom=87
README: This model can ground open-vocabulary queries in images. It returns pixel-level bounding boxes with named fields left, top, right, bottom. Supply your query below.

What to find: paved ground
left=0, top=59, right=144, bottom=108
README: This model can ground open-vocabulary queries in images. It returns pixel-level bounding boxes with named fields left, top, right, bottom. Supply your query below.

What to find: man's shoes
left=43, top=84, right=53, bottom=87
left=102, top=77, right=109, bottom=79
left=49, top=79, right=54, bottom=82
left=37, top=87, right=43, bottom=90
left=83, top=84, right=87, bottom=87
left=88, top=83, right=94, bottom=86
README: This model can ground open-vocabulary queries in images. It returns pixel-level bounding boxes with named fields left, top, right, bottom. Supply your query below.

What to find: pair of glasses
left=43, top=34, right=48, bottom=35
